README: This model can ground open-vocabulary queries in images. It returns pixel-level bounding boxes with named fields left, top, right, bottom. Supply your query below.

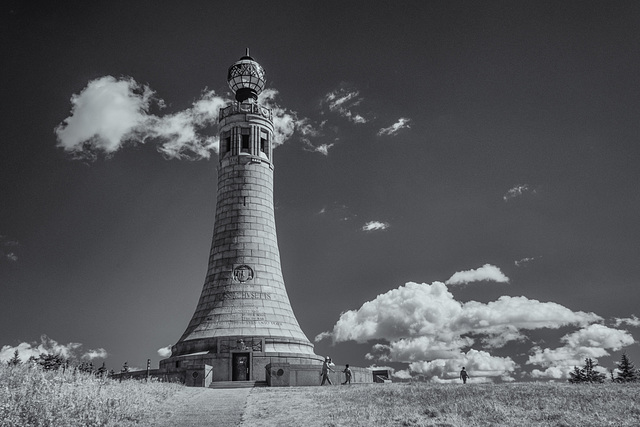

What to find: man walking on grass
left=460, top=367, right=470, bottom=384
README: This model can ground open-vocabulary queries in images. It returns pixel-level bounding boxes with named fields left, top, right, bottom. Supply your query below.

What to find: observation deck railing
left=219, top=102, right=272, bottom=122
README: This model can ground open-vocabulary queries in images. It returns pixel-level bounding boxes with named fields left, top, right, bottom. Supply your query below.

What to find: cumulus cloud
left=445, top=264, right=509, bottom=285
left=82, top=348, right=108, bottom=360
left=55, top=76, right=226, bottom=160
left=157, top=346, right=172, bottom=358
left=407, top=349, right=517, bottom=382
left=0, top=335, right=105, bottom=363
left=503, top=184, right=536, bottom=201
left=323, top=87, right=367, bottom=124
left=361, top=221, right=390, bottom=232
left=316, top=266, right=609, bottom=381
left=317, top=281, right=599, bottom=348
left=377, top=117, right=411, bottom=136
left=527, top=324, right=635, bottom=379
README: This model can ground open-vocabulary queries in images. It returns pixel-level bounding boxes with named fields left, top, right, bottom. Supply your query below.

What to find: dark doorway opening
left=232, top=353, right=250, bottom=381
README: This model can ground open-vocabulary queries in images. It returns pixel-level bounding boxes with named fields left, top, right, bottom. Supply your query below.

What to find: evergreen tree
left=614, top=353, right=638, bottom=382
left=583, top=358, right=606, bottom=383
left=7, top=349, right=21, bottom=366
left=568, top=358, right=606, bottom=383
left=568, top=366, right=586, bottom=383
left=38, top=353, right=65, bottom=371
left=96, top=362, right=107, bottom=377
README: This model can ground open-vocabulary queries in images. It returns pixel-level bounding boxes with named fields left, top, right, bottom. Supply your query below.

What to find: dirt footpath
left=147, top=388, right=251, bottom=427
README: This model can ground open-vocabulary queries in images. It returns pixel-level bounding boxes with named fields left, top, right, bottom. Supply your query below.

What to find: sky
left=1, top=1, right=639, bottom=382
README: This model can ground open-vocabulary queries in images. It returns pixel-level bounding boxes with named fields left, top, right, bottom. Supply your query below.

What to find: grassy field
left=3, top=362, right=640, bottom=426
left=241, top=382, right=640, bottom=427
left=0, top=363, right=182, bottom=427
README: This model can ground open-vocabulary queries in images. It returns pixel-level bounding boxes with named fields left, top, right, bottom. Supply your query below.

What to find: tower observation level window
left=241, top=128, right=250, bottom=152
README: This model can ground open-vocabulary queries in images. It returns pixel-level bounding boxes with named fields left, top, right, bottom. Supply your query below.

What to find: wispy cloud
left=361, top=221, right=390, bottom=232
left=514, top=256, right=540, bottom=267
left=323, top=87, right=367, bottom=124
left=0, top=234, right=19, bottom=262
left=445, top=264, right=509, bottom=285
left=377, top=117, right=411, bottom=136
left=304, top=141, right=335, bottom=156
left=503, top=184, right=536, bottom=201
left=614, top=315, right=640, bottom=327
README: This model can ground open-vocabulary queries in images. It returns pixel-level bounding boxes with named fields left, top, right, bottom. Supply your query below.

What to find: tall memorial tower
left=159, top=51, right=323, bottom=385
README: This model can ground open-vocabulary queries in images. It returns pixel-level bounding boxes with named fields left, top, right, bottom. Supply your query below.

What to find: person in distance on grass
left=321, top=356, right=335, bottom=385
left=342, top=364, right=353, bottom=385
left=460, top=367, right=470, bottom=384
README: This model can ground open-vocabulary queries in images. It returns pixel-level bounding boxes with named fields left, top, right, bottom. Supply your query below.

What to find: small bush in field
left=0, top=362, right=182, bottom=427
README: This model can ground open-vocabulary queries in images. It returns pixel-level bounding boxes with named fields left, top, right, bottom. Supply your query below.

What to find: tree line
left=6, top=349, right=130, bottom=376
left=569, top=353, right=638, bottom=383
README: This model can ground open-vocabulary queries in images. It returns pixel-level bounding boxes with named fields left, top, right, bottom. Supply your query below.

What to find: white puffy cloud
left=55, top=76, right=153, bottom=156
left=0, top=335, right=102, bottom=363
left=316, top=279, right=600, bottom=354
left=526, top=324, right=635, bottom=379
left=82, top=348, right=108, bottom=360
left=377, top=117, right=411, bottom=136
left=157, top=346, right=172, bottom=358
left=316, top=266, right=609, bottom=381
left=407, top=349, right=517, bottom=383
left=445, top=264, right=509, bottom=285
left=503, top=184, right=536, bottom=201
left=361, top=221, right=390, bottom=232
left=55, top=76, right=226, bottom=160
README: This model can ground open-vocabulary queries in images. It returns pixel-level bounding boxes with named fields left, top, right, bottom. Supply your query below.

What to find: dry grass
left=241, top=382, right=640, bottom=427
left=0, top=363, right=182, bottom=427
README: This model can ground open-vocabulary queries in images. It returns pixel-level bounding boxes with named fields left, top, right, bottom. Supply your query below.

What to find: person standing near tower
left=342, top=364, right=353, bottom=384
left=321, top=357, right=335, bottom=385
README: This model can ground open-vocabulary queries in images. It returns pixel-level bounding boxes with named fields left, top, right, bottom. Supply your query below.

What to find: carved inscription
left=213, top=291, right=272, bottom=302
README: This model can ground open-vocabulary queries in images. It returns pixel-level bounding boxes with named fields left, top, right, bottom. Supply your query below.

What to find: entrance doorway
left=232, top=353, right=250, bottom=381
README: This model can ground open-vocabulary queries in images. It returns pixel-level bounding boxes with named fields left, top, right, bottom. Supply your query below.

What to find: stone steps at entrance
left=208, top=380, right=268, bottom=389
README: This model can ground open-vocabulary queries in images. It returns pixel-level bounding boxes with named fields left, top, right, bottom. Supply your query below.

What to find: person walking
left=321, top=356, right=335, bottom=385
left=342, top=364, right=353, bottom=384
left=460, top=367, right=470, bottom=384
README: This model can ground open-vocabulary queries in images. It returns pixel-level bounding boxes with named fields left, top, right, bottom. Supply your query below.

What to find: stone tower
left=159, top=51, right=323, bottom=384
